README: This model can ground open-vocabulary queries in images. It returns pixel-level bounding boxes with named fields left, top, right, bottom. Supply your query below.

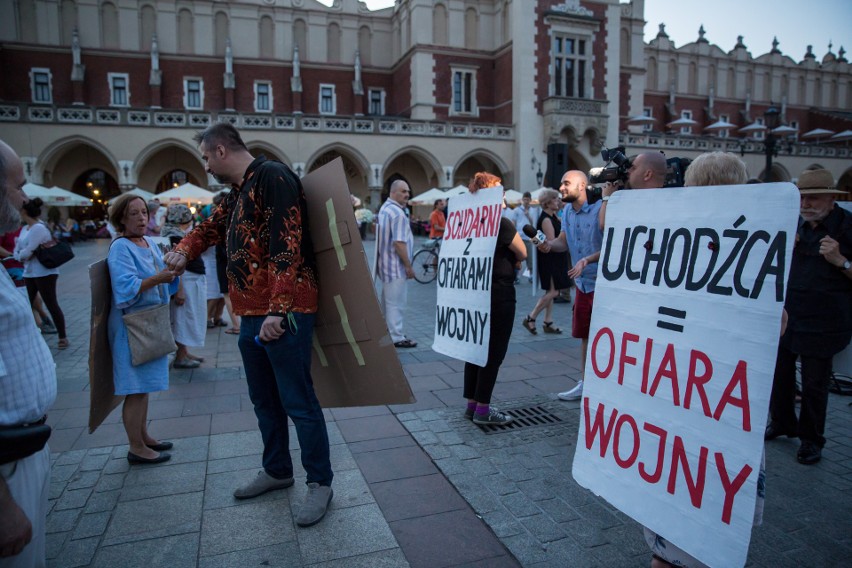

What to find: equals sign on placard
left=657, top=306, right=686, bottom=333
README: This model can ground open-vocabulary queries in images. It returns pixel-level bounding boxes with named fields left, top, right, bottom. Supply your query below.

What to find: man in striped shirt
left=377, top=180, right=417, bottom=348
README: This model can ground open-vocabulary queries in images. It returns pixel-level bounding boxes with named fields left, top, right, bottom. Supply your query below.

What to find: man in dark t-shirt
left=767, top=169, right=852, bottom=465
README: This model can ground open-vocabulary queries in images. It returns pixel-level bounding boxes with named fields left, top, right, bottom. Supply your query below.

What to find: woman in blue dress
left=107, top=193, right=178, bottom=464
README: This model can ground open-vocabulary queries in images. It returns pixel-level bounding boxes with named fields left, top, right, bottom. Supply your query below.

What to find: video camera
left=588, top=147, right=692, bottom=190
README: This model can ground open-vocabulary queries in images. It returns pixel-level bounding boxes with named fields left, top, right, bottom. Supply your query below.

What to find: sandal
left=393, top=338, right=418, bottom=348
left=543, top=321, right=563, bottom=334
left=173, top=359, right=201, bottom=369
left=522, top=315, right=537, bottom=335
left=57, top=338, right=70, bottom=349
left=224, top=328, right=240, bottom=335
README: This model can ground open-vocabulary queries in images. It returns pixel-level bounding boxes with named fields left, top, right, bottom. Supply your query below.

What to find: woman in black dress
left=522, top=189, right=570, bottom=335
left=463, top=172, right=527, bottom=426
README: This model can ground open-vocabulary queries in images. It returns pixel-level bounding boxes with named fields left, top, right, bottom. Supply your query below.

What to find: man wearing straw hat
left=766, top=168, right=852, bottom=465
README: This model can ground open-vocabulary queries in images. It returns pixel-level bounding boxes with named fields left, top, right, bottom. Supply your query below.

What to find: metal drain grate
left=476, top=405, right=563, bottom=434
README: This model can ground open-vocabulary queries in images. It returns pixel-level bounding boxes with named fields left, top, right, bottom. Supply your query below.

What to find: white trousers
left=381, top=277, right=408, bottom=343
left=170, top=271, right=207, bottom=347
left=0, top=445, right=50, bottom=568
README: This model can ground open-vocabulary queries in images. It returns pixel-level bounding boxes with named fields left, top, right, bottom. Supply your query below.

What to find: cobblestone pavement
left=39, top=237, right=852, bottom=567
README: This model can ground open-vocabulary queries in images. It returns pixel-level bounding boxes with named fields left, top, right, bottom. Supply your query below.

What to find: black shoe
left=473, top=409, right=513, bottom=426
left=764, top=422, right=797, bottom=441
left=146, top=441, right=173, bottom=451
left=463, top=408, right=475, bottom=420
left=797, top=441, right=822, bottom=465
left=127, top=451, right=171, bottom=464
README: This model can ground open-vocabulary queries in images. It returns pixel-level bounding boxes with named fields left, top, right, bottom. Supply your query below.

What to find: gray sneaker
left=233, top=470, right=294, bottom=499
left=295, top=483, right=333, bottom=527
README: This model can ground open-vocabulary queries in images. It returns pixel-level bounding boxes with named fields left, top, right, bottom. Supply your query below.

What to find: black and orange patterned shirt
left=175, top=156, right=318, bottom=316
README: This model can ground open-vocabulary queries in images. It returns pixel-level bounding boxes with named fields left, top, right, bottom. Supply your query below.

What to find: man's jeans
left=238, top=314, right=333, bottom=486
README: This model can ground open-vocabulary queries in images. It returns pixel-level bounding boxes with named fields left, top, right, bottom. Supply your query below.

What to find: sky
left=326, top=0, right=850, bottom=62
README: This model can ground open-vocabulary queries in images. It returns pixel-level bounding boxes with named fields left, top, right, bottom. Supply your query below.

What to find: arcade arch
left=135, top=144, right=207, bottom=193
left=382, top=147, right=442, bottom=198
left=452, top=150, right=509, bottom=187
left=758, top=162, right=791, bottom=183
left=306, top=144, right=370, bottom=201
left=39, top=137, right=119, bottom=194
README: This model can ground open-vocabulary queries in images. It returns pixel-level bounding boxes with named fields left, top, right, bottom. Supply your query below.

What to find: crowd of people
left=1, top=121, right=850, bottom=568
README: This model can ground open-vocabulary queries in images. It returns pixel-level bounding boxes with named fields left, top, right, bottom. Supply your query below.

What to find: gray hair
left=537, top=188, right=561, bottom=208
left=684, top=152, right=748, bottom=187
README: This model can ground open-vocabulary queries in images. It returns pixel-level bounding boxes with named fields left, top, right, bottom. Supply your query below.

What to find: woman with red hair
left=463, top=172, right=527, bottom=425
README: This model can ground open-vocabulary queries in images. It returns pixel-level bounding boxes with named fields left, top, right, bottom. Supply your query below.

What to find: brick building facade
left=1, top=0, right=849, bottom=212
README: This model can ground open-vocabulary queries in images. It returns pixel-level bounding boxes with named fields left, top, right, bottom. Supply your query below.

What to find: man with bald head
left=0, top=140, right=57, bottom=566
left=537, top=170, right=603, bottom=400
left=376, top=179, right=417, bottom=348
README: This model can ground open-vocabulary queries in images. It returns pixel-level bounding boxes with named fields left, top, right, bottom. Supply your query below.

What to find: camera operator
left=599, top=151, right=668, bottom=226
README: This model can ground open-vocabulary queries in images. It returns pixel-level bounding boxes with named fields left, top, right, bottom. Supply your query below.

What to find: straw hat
left=796, top=169, right=847, bottom=195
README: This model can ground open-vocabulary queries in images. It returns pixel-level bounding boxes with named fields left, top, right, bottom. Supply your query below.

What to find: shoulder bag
left=122, top=242, right=176, bottom=366
left=34, top=224, right=75, bottom=268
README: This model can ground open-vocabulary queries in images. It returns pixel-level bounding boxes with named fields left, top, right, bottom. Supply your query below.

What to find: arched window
left=620, top=28, right=630, bottom=64
left=727, top=67, right=736, bottom=98
left=60, top=0, right=77, bottom=45
left=101, top=2, right=119, bottom=49
left=746, top=70, right=754, bottom=95
left=798, top=76, right=806, bottom=104
left=781, top=74, right=789, bottom=101
left=501, top=1, right=510, bottom=44
left=763, top=71, right=772, bottom=101
left=708, top=64, right=717, bottom=89
left=293, top=19, right=307, bottom=59
left=688, top=61, right=698, bottom=93
left=464, top=8, right=478, bottom=49
left=647, top=57, right=657, bottom=91
left=177, top=9, right=193, bottom=54
left=214, top=12, right=229, bottom=56
left=358, top=26, right=372, bottom=65
left=327, top=22, right=341, bottom=63
left=433, top=4, right=448, bottom=45
left=259, top=16, right=274, bottom=59
left=814, top=79, right=822, bottom=106
left=140, top=4, right=156, bottom=51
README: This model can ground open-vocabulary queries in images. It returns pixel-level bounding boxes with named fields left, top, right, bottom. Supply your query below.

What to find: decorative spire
left=657, top=23, right=668, bottom=39
left=697, top=25, right=707, bottom=43
left=804, top=44, right=815, bottom=59
left=225, top=38, right=233, bottom=74
left=828, top=40, right=834, bottom=54
left=734, top=35, right=746, bottom=50
left=150, top=34, right=159, bottom=71
left=72, top=28, right=81, bottom=66
left=293, top=44, right=301, bottom=78
left=839, top=46, right=847, bottom=62
left=354, top=50, right=362, bottom=83
left=771, top=36, right=780, bottom=54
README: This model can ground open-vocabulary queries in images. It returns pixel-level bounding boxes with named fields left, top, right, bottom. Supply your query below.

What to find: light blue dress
left=107, top=237, right=178, bottom=395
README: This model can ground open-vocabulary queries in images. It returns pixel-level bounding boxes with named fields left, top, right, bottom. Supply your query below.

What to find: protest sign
left=432, top=186, right=504, bottom=366
left=572, top=183, right=799, bottom=568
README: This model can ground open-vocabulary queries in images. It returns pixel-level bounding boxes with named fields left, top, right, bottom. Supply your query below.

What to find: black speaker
left=545, top=143, right=569, bottom=188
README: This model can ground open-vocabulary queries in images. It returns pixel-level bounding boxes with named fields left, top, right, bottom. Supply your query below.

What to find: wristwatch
left=841, top=259, right=851, bottom=271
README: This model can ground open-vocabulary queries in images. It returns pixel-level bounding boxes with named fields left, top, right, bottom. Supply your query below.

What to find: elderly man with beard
left=766, top=168, right=852, bottom=465
left=0, top=139, right=57, bottom=567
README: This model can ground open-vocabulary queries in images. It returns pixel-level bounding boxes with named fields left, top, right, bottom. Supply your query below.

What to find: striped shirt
left=0, top=269, right=56, bottom=426
left=376, top=199, right=413, bottom=283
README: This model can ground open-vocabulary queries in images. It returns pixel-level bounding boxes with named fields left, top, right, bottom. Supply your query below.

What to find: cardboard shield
left=88, top=259, right=123, bottom=433
left=301, top=159, right=414, bottom=407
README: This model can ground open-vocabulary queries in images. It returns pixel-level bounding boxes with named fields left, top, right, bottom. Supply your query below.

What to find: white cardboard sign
left=572, top=183, right=800, bottom=568
left=432, top=186, right=504, bottom=366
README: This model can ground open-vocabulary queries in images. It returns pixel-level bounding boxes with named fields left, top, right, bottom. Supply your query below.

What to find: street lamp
left=763, top=106, right=781, bottom=181
left=531, top=149, right=544, bottom=186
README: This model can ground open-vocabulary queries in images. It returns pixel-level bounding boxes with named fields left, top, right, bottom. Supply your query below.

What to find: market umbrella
left=666, top=117, right=698, bottom=128
left=155, top=182, right=215, bottom=204
left=829, top=129, right=852, bottom=142
left=125, top=187, right=158, bottom=201
left=442, top=184, right=470, bottom=198
left=738, top=122, right=768, bottom=136
left=801, top=128, right=835, bottom=140
left=771, top=125, right=799, bottom=136
left=504, top=189, right=524, bottom=205
left=704, top=120, right=738, bottom=132
left=409, top=188, right=448, bottom=205
left=627, top=115, right=656, bottom=124
left=23, top=183, right=92, bottom=206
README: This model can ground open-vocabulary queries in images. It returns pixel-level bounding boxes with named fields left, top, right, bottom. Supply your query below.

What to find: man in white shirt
left=0, top=139, right=57, bottom=567
left=376, top=180, right=417, bottom=348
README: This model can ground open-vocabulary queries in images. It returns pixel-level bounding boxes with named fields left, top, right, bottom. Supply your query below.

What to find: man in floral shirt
left=164, top=124, right=333, bottom=527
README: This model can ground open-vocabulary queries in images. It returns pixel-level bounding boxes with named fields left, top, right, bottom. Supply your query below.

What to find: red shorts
left=572, top=289, right=595, bottom=339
